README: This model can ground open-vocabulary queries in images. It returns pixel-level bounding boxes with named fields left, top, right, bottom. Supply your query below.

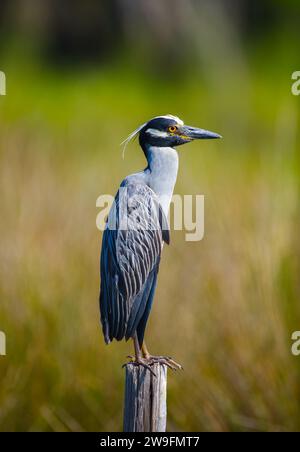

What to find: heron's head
left=122, top=115, right=221, bottom=154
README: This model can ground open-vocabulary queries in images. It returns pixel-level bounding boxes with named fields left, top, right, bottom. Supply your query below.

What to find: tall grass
left=0, top=50, right=299, bottom=431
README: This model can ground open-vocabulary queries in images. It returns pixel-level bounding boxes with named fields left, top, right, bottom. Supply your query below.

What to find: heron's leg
left=141, top=341, right=151, bottom=359
left=133, top=334, right=143, bottom=361
left=123, top=333, right=156, bottom=376
left=141, top=341, right=183, bottom=371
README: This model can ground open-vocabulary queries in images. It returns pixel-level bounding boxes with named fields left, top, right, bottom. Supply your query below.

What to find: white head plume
left=121, top=122, right=147, bottom=159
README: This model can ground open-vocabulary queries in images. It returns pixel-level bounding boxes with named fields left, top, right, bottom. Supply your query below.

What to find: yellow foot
left=122, top=356, right=157, bottom=376
left=144, top=355, right=183, bottom=371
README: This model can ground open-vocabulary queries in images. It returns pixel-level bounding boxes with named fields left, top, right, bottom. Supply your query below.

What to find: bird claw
left=123, top=358, right=157, bottom=377
left=146, top=355, right=183, bottom=371
left=123, top=354, right=182, bottom=375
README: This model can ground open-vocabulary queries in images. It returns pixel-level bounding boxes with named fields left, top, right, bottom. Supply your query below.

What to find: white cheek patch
left=145, top=128, right=170, bottom=138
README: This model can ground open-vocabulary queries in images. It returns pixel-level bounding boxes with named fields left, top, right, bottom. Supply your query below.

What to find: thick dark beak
left=183, top=126, right=222, bottom=140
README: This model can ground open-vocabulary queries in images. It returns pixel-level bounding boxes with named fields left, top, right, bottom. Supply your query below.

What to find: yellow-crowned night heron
left=99, top=115, right=221, bottom=372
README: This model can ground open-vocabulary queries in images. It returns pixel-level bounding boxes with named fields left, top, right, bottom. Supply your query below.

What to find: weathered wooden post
left=123, top=363, right=167, bottom=432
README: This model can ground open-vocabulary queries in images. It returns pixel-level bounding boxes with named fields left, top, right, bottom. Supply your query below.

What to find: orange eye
left=168, top=125, right=177, bottom=133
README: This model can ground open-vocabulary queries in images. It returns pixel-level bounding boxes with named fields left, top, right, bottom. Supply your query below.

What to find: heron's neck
left=144, top=145, right=179, bottom=215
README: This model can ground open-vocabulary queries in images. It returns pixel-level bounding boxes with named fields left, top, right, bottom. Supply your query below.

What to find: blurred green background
left=0, top=0, right=300, bottom=432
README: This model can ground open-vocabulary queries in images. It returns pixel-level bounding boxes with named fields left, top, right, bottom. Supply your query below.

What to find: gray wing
left=99, top=182, right=169, bottom=344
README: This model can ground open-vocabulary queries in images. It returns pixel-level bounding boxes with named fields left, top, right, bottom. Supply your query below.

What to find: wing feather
left=99, top=182, right=169, bottom=344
